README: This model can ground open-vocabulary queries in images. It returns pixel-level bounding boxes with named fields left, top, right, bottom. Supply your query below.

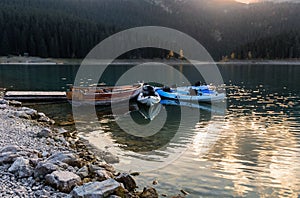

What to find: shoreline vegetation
left=0, top=97, right=187, bottom=198
left=1, top=56, right=300, bottom=65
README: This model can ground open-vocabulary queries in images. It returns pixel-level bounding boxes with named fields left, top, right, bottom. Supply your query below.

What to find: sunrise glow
left=235, top=0, right=259, bottom=4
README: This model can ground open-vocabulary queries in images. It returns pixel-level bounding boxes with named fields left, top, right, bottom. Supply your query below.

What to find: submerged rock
left=108, top=195, right=122, bottom=198
left=45, top=170, right=81, bottom=193
left=115, top=173, right=137, bottom=191
left=139, top=187, right=159, bottom=198
left=58, top=121, right=74, bottom=126
left=8, top=157, right=33, bottom=178
left=103, top=152, right=119, bottom=164
left=70, top=179, right=120, bottom=198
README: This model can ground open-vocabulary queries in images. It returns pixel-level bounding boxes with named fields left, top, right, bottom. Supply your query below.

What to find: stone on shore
left=89, top=164, right=113, bottom=181
left=70, top=179, right=121, bottom=198
left=37, top=128, right=52, bottom=138
left=8, top=100, right=22, bottom=107
left=115, top=173, right=137, bottom=191
left=46, top=152, right=81, bottom=167
left=45, top=170, right=81, bottom=193
left=14, top=111, right=31, bottom=119
left=37, top=113, right=55, bottom=124
left=0, top=104, right=7, bottom=109
left=24, top=108, right=38, bottom=119
left=8, top=157, right=33, bottom=178
left=0, top=99, right=9, bottom=105
left=34, top=161, right=59, bottom=178
left=76, top=165, right=89, bottom=179
left=0, top=152, right=19, bottom=165
left=0, top=145, right=21, bottom=153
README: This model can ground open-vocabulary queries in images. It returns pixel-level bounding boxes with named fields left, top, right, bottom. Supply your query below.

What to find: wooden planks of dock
left=4, top=91, right=67, bottom=101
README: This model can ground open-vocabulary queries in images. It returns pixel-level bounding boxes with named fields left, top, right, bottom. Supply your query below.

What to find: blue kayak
left=156, top=86, right=225, bottom=103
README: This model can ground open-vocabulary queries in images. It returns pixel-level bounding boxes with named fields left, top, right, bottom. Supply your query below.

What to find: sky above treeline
left=235, top=0, right=299, bottom=4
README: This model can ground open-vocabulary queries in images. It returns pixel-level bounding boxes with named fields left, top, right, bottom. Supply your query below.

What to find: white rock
left=71, top=179, right=121, bottom=198
left=8, top=157, right=33, bottom=178
left=45, top=170, right=81, bottom=193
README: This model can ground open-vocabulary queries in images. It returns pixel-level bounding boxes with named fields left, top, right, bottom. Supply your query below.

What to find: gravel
left=0, top=102, right=73, bottom=197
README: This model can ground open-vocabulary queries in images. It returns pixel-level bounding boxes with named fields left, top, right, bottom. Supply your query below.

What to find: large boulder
left=0, top=145, right=21, bottom=165
left=46, top=152, right=81, bottom=167
left=71, top=179, right=121, bottom=198
left=89, top=164, right=113, bottom=181
left=0, top=152, right=19, bottom=165
left=34, top=161, right=59, bottom=178
left=115, top=173, right=137, bottom=191
left=45, top=170, right=82, bottom=193
left=8, top=157, right=33, bottom=178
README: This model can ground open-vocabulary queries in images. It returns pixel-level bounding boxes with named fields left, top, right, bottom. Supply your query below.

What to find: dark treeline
left=0, top=0, right=300, bottom=60
left=230, top=31, right=300, bottom=60
left=0, top=0, right=116, bottom=58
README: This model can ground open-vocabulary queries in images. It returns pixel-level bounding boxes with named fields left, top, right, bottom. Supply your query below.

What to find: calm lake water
left=1, top=63, right=300, bottom=197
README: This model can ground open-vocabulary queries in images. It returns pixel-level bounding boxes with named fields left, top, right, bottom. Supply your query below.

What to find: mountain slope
left=0, top=0, right=299, bottom=59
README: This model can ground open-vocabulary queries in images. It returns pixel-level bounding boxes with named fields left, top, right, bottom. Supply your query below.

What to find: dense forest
left=230, top=31, right=300, bottom=60
left=0, top=0, right=299, bottom=60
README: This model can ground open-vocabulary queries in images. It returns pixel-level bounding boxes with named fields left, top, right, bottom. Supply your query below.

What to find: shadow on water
left=69, top=101, right=213, bottom=154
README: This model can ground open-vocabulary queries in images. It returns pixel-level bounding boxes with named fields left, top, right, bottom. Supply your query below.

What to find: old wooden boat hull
left=67, top=83, right=143, bottom=106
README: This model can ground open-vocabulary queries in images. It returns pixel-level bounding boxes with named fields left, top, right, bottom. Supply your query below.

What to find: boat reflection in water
left=160, top=99, right=225, bottom=114
left=66, top=96, right=227, bottom=172
left=137, top=103, right=162, bottom=121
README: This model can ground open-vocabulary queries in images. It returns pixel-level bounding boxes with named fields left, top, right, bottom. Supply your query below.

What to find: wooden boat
left=67, top=83, right=143, bottom=105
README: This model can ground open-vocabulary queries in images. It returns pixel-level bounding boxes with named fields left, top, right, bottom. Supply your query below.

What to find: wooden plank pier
left=4, top=91, right=67, bottom=101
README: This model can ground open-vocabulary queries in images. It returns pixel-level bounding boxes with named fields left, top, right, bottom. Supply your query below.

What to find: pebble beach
left=0, top=98, right=163, bottom=198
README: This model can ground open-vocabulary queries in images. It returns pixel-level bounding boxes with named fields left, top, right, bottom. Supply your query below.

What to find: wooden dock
left=4, top=91, right=67, bottom=101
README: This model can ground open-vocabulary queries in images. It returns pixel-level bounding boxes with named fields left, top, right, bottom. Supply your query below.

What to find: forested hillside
left=231, top=31, right=300, bottom=60
left=0, top=0, right=299, bottom=60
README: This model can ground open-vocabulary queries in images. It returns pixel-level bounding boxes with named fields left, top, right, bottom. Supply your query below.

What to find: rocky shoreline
left=0, top=99, right=167, bottom=198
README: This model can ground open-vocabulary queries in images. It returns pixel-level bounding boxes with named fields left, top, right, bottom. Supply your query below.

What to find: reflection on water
left=24, top=64, right=300, bottom=197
